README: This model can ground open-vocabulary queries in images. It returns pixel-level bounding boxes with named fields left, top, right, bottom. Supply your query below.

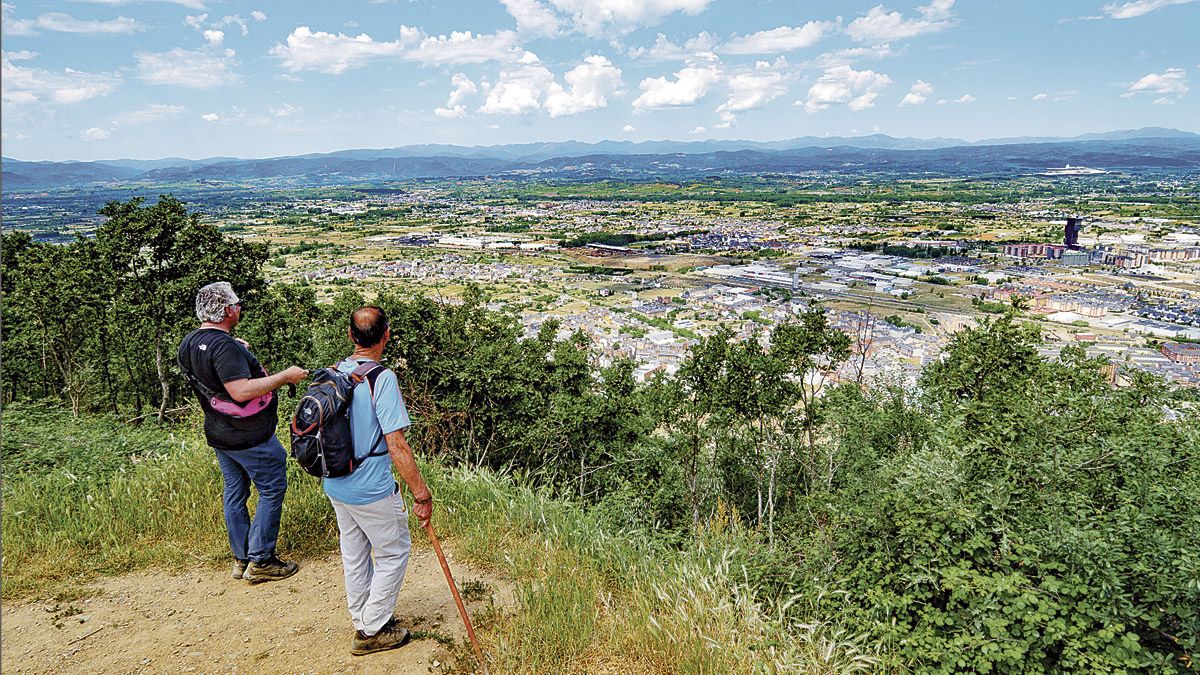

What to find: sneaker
left=350, top=617, right=411, bottom=656
left=232, top=558, right=249, bottom=580
left=244, top=555, right=298, bottom=584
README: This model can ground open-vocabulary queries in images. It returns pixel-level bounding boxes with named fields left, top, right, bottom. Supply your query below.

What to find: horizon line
left=4, top=126, right=1196, bottom=164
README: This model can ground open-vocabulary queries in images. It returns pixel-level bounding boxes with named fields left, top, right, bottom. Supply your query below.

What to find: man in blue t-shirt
left=324, top=306, right=433, bottom=657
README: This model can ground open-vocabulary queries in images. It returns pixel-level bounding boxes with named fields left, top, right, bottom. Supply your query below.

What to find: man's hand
left=225, top=366, right=310, bottom=402
left=234, top=337, right=251, bottom=349
left=413, top=493, right=433, bottom=528
left=281, top=366, right=309, bottom=384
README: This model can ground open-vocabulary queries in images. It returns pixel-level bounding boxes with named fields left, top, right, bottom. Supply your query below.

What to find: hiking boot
left=232, top=558, right=249, bottom=580
left=350, top=617, right=410, bottom=656
left=244, top=555, right=298, bottom=584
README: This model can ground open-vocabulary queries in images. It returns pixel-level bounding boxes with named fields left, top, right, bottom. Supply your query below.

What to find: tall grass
left=1, top=403, right=339, bottom=599
left=425, top=466, right=880, bottom=673
left=2, top=405, right=878, bottom=672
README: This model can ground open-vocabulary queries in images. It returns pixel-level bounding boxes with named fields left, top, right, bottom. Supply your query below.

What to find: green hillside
left=2, top=197, right=1197, bottom=672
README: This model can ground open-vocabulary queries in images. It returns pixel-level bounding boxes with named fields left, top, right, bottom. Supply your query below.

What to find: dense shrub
left=785, top=318, right=1200, bottom=672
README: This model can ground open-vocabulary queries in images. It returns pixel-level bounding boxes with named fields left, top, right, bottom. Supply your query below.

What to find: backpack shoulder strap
left=179, top=330, right=223, bottom=400
left=350, top=360, right=390, bottom=459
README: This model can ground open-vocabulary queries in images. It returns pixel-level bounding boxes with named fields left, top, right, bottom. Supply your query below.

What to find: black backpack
left=290, top=361, right=388, bottom=478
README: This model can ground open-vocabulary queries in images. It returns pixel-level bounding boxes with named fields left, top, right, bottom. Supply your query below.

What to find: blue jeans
left=213, top=435, right=288, bottom=563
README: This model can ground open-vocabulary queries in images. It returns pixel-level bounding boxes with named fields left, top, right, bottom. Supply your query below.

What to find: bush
left=787, top=321, right=1200, bottom=672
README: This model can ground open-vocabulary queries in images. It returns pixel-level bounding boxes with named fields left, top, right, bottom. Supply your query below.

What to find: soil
left=1, top=547, right=512, bottom=674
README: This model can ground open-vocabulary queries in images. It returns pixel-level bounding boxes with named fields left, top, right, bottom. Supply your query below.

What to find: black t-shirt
left=178, top=328, right=279, bottom=451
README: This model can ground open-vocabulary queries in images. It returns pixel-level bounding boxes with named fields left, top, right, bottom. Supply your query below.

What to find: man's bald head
left=350, top=306, right=389, bottom=347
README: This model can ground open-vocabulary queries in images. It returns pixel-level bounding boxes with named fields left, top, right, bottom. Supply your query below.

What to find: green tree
left=771, top=308, right=851, bottom=488
left=3, top=238, right=106, bottom=414
left=237, top=282, right=320, bottom=373
left=662, top=326, right=736, bottom=531
left=919, top=314, right=1041, bottom=432
left=93, top=196, right=267, bottom=419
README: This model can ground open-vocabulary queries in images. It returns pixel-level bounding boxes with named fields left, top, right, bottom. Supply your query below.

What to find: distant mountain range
left=3, top=128, right=1198, bottom=190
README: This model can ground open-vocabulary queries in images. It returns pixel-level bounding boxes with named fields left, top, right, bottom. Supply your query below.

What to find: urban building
left=1160, top=342, right=1200, bottom=364
left=1065, top=217, right=1084, bottom=249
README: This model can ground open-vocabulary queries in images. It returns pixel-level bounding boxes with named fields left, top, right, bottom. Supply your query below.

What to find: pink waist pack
left=207, top=364, right=272, bottom=418
left=208, top=390, right=273, bottom=418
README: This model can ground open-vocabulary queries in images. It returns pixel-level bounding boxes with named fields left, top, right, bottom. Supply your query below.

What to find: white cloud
left=813, top=44, right=894, bottom=69
left=201, top=112, right=220, bottom=121
left=6, top=12, right=141, bottom=35
left=717, top=61, right=788, bottom=117
left=115, top=103, right=186, bottom=126
left=627, top=32, right=718, bottom=61
left=136, top=47, right=238, bottom=88
left=719, top=21, right=833, bottom=55
left=923, top=0, right=957, bottom=17
left=473, top=55, right=623, bottom=117
left=848, top=92, right=879, bottom=111
left=935, top=93, right=973, bottom=105
left=4, top=20, right=38, bottom=37
left=1122, top=67, right=1188, bottom=99
left=848, top=0, right=956, bottom=43
left=2, top=52, right=123, bottom=104
left=270, top=27, right=412, bottom=74
left=82, top=127, right=111, bottom=140
left=899, top=79, right=933, bottom=106
left=185, top=13, right=249, bottom=38
left=1030, top=90, right=1081, bottom=102
left=1103, top=0, right=1196, bottom=18
left=435, top=73, right=478, bottom=118
left=801, top=64, right=891, bottom=113
left=272, top=102, right=296, bottom=117
left=689, top=125, right=706, bottom=134
left=220, top=14, right=249, bottom=36
left=75, top=0, right=206, bottom=9
left=251, top=10, right=267, bottom=22
left=479, top=64, right=555, bottom=114
left=499, top=0, right=560, bottom=36
left=548, top=0, right=711, bottom=38
left=405, top=29, right=525, bottom=65
left=271, top=26, right=526, bottom=73
left=544, top=55, right=623, bottom=116
left=622, top=124, right=635, bottom=132
left=1154, top=96, right=1177, bottom=104
left=632, top=65, right=720, bottom=112
left=4, top=50, right=39, bottom=61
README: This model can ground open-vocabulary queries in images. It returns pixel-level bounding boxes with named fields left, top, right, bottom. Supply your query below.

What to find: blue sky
left=2, top=0, right=1197, bottom=160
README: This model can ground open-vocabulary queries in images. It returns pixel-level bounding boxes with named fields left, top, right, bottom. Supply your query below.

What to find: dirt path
left=1, top=547, right=512, bottom=674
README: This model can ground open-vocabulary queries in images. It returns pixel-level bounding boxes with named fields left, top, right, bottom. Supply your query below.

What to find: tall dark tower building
left=1065, top=217, right=1084, bottom=249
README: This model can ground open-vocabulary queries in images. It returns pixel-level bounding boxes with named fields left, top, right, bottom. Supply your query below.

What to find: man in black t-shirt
left=180, top=282, right=309, bottom=583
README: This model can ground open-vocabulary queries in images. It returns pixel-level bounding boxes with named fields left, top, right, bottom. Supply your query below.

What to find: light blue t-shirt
left=322, top=359, right=411, bottom=505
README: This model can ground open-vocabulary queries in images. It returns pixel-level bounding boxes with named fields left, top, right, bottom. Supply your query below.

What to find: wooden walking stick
left=424, top=519, right=490, bottom=675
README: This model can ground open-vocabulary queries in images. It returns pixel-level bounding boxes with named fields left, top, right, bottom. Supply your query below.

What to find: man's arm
left=224, top=366, right=308, bottom=402
left=384, top=428, right=432, bottom=526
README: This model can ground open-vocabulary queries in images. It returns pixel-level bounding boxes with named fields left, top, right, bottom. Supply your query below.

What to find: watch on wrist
left=415, top=494, right=432, bottom=504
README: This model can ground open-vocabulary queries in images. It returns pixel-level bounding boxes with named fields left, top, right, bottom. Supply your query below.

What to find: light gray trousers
left=329, top=490, right=412, bottom=635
